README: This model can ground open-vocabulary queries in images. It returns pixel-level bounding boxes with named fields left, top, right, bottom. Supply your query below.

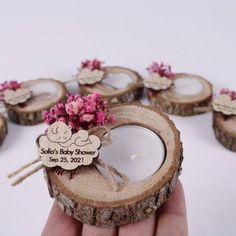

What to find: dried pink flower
left=58, top=117, right=67, bottom=123
left=43, top=93, right=115, bottom=132
left=220, top=88, right=236, bottom=100
left=80, top=114, right=94, bottom=123
left=65, top=101, right=79, bottom=116
left=147, top=62, right=174, bottom=79
left=81, top=59, right=103, bottom=71
left=0, top=80, right=21, bottom=92
left=96, top=111, right=106, bottom=125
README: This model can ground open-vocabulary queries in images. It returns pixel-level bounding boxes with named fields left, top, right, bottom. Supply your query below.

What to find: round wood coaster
left=79, top=66, right=143, bottom=103
left=44, top=103, right=183, bottom=227
left=0, top=115, right=7, bottom=146
left=6, top=79, right=67, bottom=125
left=213, top=111, right=236, bottom=152
left=147, top=73, right=213, bottom=116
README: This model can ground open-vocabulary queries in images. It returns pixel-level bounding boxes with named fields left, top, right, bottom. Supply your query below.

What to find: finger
left=156, top=180, right=188, bottom=236
left=41, top=201, right=83, bottom=236
left=82, top=224, right=117, bottom=236
left=119, top=213, right=156, bottom=236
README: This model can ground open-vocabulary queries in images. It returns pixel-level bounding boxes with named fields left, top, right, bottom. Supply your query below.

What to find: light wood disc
left=0, top=115, right=7, bottom=147
left=44, top=103, right=183, bottom=226
left=79, top=66, right=143, bottom=103
left=213, top=111, right=236, bottom=152
left=147, top=73, right=213, bottom=116
left=6, top=79, right=67, bottom=125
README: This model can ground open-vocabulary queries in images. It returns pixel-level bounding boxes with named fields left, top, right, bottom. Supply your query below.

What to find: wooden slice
left=44, top=103, right=183, bottom=226
left=79, top=66, right=143, bottom=103
left=213, top=111, right=236, bottom=152
left=147, top=73, right=213, bottom=116
left=0, top=115, right=7, bottom=147
left=6, top=79, right=67, bottom=125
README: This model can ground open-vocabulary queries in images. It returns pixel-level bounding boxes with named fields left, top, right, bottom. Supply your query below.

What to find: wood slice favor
left=213, top=112, right=236, bottom=152
left=0, top=115, right=7, bottom=146
left=6, top=79, right=67, bottom=125
left=147, top=73, right=213, bottom=116
left=44, top=103, right=183, bottom=227
left=212, top=91, right=236, bottom=152
left=79, top=66, right=143, bottom=103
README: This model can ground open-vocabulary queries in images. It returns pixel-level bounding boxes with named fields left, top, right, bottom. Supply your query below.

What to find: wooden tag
left=38, top=122, right=101, bottom=170
left=213, top=94, right=236, bottom=115
left=3, top=88, right=32, bottom=105
left=77, top=68, right=105, bottom=85
left=144, top=74, right=173, bottom=91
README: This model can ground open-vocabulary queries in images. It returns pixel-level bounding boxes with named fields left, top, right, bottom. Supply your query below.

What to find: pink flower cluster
left=0, top=80, right=21, bottom=92
left=220, top=88, right=236, bottom=100
left=147, top=62, right=174, bottom=79
left=81, top=59, right=103, bottom=71
left=0, top=80, right=22, bottom=102
left=43, top=93, right=116, bottom=132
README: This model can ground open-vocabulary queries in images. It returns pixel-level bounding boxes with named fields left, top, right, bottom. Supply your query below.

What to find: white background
left=0, top=0, right=236, bottom=235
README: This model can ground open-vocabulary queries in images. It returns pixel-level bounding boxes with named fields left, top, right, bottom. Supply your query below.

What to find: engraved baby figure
left=47, top=122, right=93, bottom=147
left=47, top=122, right=72, bottom=143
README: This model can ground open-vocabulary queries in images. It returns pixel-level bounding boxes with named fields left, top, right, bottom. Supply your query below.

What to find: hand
left=41, top=180, right=188, bottom=236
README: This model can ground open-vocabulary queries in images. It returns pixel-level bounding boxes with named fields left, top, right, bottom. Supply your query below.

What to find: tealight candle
left=174, top=78, right=203, bottom=95
left=100, top=125, right=165, bottom=182
left=102, top=73, right=132, bottom=89
left=30, top=81, right=57, bottom=96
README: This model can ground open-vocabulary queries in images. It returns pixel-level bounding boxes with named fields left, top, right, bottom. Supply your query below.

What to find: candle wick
left=130, top=152, right=146, bottom=160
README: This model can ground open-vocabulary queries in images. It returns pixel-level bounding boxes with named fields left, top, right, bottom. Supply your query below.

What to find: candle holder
left=212, top=89, right=236, bottom=152
left=76, top=59, right=143, bottom=103
left=7, top=94, right=183, bottom=227
left=0, top=79, right=67, bottom=125
left=144, top=62, right=213, bottom=116
left=0, top=114, right=7, bottom=147
left=44, top=103, right=183, bottom=226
